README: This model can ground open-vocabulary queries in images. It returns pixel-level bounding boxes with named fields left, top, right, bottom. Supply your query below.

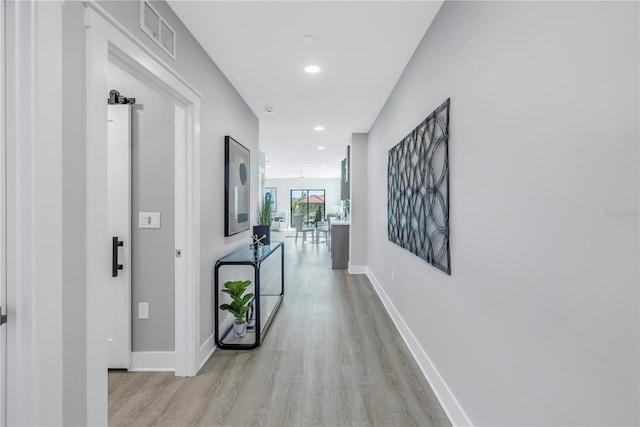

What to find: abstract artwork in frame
left=225, top=135, right=250, bottom=236
left=387, top=98, right=451, bottom=275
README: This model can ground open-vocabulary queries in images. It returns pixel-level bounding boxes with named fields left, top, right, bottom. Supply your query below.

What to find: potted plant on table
left=253, top=194, right=273, bottom=246
left=219, top=279, right=254, bottom=338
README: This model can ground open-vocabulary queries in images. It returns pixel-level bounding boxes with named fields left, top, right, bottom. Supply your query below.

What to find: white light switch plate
left=139, top=212, right=160, bottom=228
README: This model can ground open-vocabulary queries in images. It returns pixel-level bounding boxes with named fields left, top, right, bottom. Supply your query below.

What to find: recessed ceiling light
left=264, top=107, right=275, bottom=114
left=314, top=126, right=324, bottom=131
left=317, top=146, right=326, bottom=150
left=304, top=65, right=321, bottom=74
left=301, top=35, right=314, bottom=43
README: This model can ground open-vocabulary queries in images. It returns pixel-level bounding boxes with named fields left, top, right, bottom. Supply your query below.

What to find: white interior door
left=0, top=0, right=7, bottom=423
left=107, top=104, right=132, bottom=369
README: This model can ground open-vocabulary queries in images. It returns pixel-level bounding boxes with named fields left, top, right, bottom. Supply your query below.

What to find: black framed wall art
left=225, top=135, right=250, bottom=236
left=387, top=98, right=451, bottom=274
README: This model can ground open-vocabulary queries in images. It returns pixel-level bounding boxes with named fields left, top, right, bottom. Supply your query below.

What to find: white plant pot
left=233, top=321, right=247, bottom=338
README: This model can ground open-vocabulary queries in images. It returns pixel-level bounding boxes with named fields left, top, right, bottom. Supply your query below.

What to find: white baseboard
left=129, top=351, right=175, bottom=372
left=348, top=264, right=367, bottom=274
left=200, top=314, right=236, bottom=369
left=198, top=334, right=215, bottom=371
left=366, top=267, right=473, bottom=427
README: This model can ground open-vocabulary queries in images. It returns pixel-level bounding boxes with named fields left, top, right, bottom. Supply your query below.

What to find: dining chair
left=293, top=214, right=315, bottom=244
left=325, top=214, right=339, bottom=251
left=315, top=215, right=331, bottom=246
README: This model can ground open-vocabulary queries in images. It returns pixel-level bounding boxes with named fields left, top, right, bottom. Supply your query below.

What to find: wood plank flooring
left=109, top=234, right=451, bottom=426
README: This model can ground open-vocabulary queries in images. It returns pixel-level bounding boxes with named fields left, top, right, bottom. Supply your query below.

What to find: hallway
left=108, top=234, right=451, bottom=426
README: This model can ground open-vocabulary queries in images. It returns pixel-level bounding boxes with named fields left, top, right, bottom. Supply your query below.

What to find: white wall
left=367, top=2, right=639, bottom=426
left=349, top=134, right=368, bottom=270
left=264, top=177, right=341, bottom=227
left=61, top=2, right=87, bottom=424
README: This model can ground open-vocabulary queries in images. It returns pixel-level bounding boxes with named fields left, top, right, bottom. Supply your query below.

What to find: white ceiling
left=168, top=1, right=443, bottom=179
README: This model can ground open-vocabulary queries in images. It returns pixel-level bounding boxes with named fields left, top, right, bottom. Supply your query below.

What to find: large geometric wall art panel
left=388, top=98, right=451, bottom=275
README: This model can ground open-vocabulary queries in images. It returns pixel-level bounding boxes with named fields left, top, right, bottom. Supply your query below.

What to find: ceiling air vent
left=140, top=0, right=176, bottom=60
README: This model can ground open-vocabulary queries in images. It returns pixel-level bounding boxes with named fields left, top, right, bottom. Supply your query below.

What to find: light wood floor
left=109, top=234, right=451, bottom=426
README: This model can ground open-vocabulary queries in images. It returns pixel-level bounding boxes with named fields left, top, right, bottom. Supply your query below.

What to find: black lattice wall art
left=388, top=98, right=451, bottom=275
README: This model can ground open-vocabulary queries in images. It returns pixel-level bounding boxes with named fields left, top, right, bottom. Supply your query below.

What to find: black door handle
left=112, top=236, right=124, bottom=277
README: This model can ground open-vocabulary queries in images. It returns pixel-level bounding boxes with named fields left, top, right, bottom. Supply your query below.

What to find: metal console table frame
left=214, top=242, right=284, bottom=349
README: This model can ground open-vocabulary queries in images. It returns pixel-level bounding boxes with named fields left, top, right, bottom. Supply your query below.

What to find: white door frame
left=84, top=3, right=201, bottom=424
left=0, top=0, right=6, bottom=425
left=5, top=1, right=65, bottom=425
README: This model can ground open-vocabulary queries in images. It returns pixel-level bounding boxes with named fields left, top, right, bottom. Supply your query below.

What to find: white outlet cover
left=139, top=212, right=160, bottom=229
left=138, top=302, right=149, bottom=319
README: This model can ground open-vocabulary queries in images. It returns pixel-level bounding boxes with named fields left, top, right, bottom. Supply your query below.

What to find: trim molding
left=82, top=0, right=203, bottom=98
left=129, top=351, right=175, bottom=372
left=365, top=267, right=473, bottom=427
left=5, top=2, right=65, bottom=425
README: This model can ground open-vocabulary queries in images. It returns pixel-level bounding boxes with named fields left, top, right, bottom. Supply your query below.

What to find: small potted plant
left=219, top=279, right=253, bottom=338
left=253, top=194, right=273, bottom=245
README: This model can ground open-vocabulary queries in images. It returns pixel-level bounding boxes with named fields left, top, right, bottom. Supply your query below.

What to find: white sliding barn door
left=107, top=104, right=132, bottom=369
left=0, top=0, right=6, bottom=424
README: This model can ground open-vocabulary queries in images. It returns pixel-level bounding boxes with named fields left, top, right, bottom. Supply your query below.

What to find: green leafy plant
left=342, top=199, right=350, bottom=214
left=256, top=195, right=273, bottom=226
left=219, top=280, right=253, bottom=324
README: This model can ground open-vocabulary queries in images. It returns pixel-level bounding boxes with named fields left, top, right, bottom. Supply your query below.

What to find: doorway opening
left=107, top=61, right=176, bottom=371
left=85, top=6, right=202, bottom=424
left=290, top=189, right=326, bottom=227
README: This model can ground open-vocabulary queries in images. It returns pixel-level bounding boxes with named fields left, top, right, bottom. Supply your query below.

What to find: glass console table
left=214, top=242, right=284, bottom=349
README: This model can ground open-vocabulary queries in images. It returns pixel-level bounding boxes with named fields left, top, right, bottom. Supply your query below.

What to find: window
left=290, top=189, right=325, bottom=227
